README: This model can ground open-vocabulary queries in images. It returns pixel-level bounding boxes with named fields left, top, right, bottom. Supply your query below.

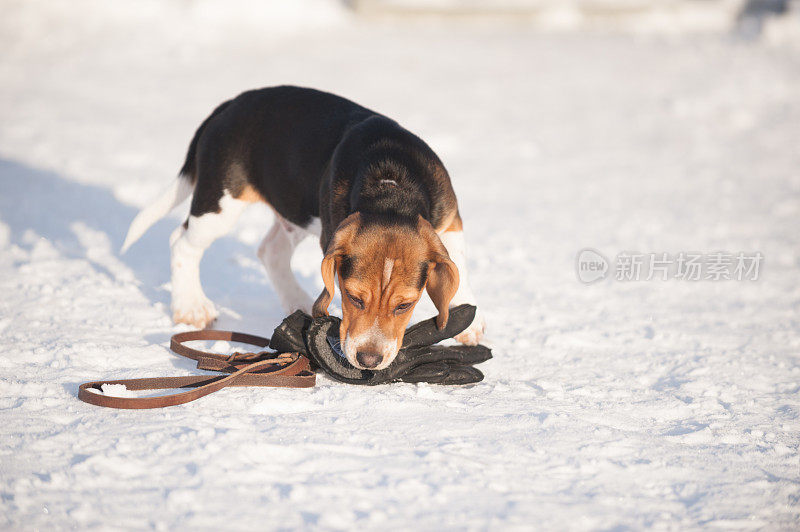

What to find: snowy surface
left=2, top=1, right=800, bottom=530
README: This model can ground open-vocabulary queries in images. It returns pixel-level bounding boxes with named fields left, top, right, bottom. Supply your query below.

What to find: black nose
left=356, top=351, right=382, bottom=369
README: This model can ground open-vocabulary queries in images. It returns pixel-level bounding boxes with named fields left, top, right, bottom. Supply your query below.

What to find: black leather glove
left=269, top=304, right=491, bottom=385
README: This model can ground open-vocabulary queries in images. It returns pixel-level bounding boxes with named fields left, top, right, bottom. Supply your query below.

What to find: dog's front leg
left=439, top=229, right=486, bottom=345
left=258, top=216, right=314, bottom=314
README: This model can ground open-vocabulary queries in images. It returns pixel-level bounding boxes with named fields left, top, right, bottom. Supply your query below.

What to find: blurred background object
left=350, top=0, right=800, bottom=37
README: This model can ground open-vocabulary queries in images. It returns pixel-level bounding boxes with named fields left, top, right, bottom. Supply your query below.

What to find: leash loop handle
left=78, top=330, right=315, bottom=409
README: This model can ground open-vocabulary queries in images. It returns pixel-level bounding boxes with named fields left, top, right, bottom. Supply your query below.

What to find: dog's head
left=312, top=213, right=459, bottom=370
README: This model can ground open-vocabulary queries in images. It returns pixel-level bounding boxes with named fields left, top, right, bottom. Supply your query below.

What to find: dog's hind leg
left=258, top=215, right=315, bottom=314
left=170, top=192, right=248, bottom=328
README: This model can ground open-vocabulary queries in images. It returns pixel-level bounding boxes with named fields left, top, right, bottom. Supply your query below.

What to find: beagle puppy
left=122, top=86, right=485, bottom=370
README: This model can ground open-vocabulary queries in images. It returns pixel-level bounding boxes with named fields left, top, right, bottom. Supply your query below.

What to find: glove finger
left=398, top=362, right=451, bottom=384
left=439, top=365, right=484, bottom=385
left=401, top=304, right=476, bottom=349
left=397, top=344, right=493, bottom=366
left=434, top=344, right=492, bottom=365
left=268, top=310, right=312, bottom=354
left=399, top=363, right=485, bottom=385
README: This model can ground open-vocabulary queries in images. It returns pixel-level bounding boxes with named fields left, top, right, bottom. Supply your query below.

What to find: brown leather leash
left=78, top=330, right=315, bottom=409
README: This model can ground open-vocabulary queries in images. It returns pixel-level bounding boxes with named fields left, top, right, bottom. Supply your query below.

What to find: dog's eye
left=394, top=302, right=413, bottom=315
left=347, top=292, right=365, bottom=310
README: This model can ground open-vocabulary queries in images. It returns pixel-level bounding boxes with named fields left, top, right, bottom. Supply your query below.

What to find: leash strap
left=78, top=330, right=315, bottom=409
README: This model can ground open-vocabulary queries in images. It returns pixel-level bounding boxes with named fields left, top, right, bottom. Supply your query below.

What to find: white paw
left=455, top=310, right=486, bottom=346
left=172, top=294, right=218, bottom=329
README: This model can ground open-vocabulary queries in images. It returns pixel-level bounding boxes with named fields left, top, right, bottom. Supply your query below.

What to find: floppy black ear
left=312, top=213, right=361, bottom=317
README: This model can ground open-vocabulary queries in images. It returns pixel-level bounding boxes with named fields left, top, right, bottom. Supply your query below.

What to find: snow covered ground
left=1, top=1, right=799, bottom=529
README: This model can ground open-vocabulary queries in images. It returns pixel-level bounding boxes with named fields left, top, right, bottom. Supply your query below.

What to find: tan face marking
left=313, top=214, right=460, bottom=370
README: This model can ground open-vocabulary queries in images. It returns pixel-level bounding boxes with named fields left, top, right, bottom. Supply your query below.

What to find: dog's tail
left=120, top=175, right=194, bottom=254
left=121, top=99, right=235, bottom=254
